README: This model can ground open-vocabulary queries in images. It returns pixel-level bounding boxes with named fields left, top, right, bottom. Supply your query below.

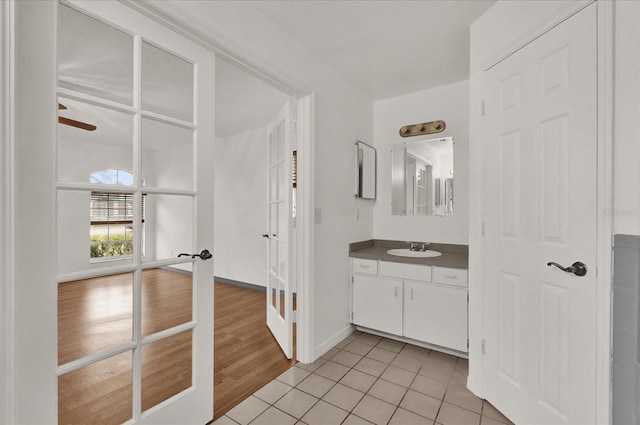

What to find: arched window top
left=90, top=169, right=134, bottom=186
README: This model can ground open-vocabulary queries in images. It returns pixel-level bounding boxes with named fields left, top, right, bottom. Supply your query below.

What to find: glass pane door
left=56, top=2, right=214, bottom=423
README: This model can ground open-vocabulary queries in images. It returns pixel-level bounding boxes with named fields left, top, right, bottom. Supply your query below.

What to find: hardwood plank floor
left=57, top=271, right=295, bottom=424
left=213, top=282, right=296, bottom=420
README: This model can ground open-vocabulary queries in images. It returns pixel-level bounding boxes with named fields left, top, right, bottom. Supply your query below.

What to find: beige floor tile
left=296, top=373, right=336, bottom=398
left=390, top=354, right=423, bottom=373
left=342, top=414, right=374, bottom=425
left=399, top=344, right=431, bottom=361
left=367, top=379, right=407, bottom=405
left=277, top=367, right=311, bottom=387
left=443, top=385, right=483, bottom=414
left=389, top=408, right=435, bottom=425
left=418, top=362, right=455, bottom=384
left=322, top=383, right=365, bottom=411
left=226, top=395, right=270, bottom=425
left=314, top=361, right=350, bottom=382
left=320, top=347, right=341, bottom=360
left=410, top=374, right=447, bottom=400
left=379, top=365, right=418, bottom=388
left=295, top=358, right=327, bottom=373
left=436, top=402, right=481, bottom=425
left=273, top=388, right=318, bottom=419
left=455, top=358, right=469, bottom=373
left=399, top=390, right=441, bottom=420
left=250, top=406, right=297, bottom=425
left=352, top=395, right=397, bottom=425
left=352, top=332, right=383, bottom=346
left=344, top=341, right=375, bottom=356
left=253, top=379, right=292, bottom=404
left=339, top=369, right=377, bottom=393
left=423, top=351, right=457, bottom=369
left=447, top=369, right=469, bottom=388
left=301, top=400, right=349, bottom=425
left=481, top=416, right=507, bottom=425
left=366, top=347, right=397, bottom=364
left=331, top=350, right=363, bottom=368
left=354, top=357, right=388, bottom=377
left=212, top=415, right=238, bottom=425
left=482, top=401, right=513, bottom=424
left=376, top=338, right=405, bottom=353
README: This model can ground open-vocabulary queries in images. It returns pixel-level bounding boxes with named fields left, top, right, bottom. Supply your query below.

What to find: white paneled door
left=266, top=102, right=294, bottom=358
left=482, top=4, right=597, bottom=424
left=55, top=1, right=215, bottom=424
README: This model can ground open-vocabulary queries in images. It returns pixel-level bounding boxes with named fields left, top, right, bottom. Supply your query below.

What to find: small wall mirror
left=355, top=141, right=376, bottom=199
left=391, top=136, right=454, bottom=216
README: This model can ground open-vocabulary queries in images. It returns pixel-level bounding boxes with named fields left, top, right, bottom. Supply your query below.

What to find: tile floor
left=213, top=331, right=514, bottom=425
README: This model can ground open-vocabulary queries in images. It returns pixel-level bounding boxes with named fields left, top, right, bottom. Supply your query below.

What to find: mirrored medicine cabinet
left=355, top=141, right=376, bottom=199
left=391, top=136, right=454, bottom=216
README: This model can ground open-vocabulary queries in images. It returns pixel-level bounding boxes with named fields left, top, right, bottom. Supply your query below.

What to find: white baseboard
left=311, top=324, right=355, bottom=362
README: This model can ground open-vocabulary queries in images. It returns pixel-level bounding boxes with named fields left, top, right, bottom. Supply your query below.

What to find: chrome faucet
left=409, top=242, right=427, bottom=252
left=409, top=242, right=425, bottom=252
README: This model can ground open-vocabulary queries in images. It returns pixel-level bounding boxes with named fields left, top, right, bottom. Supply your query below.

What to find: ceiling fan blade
left=58, top=103, right=67, bottom=110
left=58, top=116, right=97, bottom=131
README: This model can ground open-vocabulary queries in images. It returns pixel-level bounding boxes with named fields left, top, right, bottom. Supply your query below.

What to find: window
left=89, top=170, right=144, bottom=259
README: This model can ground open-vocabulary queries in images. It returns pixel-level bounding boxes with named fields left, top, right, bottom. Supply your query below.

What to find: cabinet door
left=404, top=282, right=468, bottom=352
left=353, top=275, right=402, bottom=335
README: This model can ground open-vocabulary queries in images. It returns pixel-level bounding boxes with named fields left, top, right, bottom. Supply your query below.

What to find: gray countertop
left=349, top=239, right=468, bottom=269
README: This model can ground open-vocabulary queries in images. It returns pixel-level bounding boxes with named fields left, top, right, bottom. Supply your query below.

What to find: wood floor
left=214, top=282, right=297, bottom=420
left=57, top=270, right=295, bottom=424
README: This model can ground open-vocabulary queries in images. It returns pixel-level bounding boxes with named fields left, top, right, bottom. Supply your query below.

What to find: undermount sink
left=387, top=249, right=442, bottom=258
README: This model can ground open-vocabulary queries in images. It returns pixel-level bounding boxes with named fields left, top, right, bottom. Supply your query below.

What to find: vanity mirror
left=391, top=136, right=454, bottom=216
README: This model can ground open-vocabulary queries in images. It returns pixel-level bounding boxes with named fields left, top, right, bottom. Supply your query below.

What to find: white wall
left=214, top=127, right=268, bottom=287
left=613, top=0, right=640, bottom=236
left=373, top=80, right=469, bottom=244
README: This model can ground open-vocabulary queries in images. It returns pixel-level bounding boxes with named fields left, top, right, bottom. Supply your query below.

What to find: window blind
left=90, top=192, right=145, bottom=224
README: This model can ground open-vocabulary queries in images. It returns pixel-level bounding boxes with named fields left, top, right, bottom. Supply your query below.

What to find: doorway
left=213, top=57, right=299, bottom=418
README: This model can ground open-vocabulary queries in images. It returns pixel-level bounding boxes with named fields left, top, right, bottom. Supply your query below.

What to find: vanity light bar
left=399, top=120, right=446, bottom=137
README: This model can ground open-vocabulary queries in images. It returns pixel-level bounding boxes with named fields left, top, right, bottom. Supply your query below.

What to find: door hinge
left=467, top=339, right=470, bottom=350
left=351, top=276, right=354, bottom=284
left=481, top=339, right=486, bottom=355
left=481, top=100, right=485, bottom=116
left=292, top=310, right=297, bottom=323
left=351, top=312, right=354, bottom=321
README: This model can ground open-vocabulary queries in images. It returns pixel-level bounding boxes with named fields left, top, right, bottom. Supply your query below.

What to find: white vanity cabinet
left=352, top=274, right=403, bottom=335
left=351, top=258, right=468, bottom=354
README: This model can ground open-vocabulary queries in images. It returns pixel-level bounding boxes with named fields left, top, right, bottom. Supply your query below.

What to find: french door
left=266, top=102, right=294, bottom=358
left=55, top=1, right=215, bottom=423
left=482, top=4, right=597, bottom=424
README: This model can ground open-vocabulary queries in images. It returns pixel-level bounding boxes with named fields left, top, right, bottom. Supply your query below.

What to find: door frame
left=468, top=1, right=613, bottom=423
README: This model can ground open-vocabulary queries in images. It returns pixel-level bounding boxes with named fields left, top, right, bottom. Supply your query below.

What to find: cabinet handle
left=444, top=274, right=457, bottom=279
left=394, top=286, right=398, bottom=297
left=360, top=265, right=370, bottom=269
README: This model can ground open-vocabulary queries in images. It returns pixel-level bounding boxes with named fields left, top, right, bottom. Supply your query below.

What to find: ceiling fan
left=58, top=103, right=97, bottom=131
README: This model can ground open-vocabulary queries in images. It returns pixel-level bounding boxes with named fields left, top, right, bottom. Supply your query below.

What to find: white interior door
left=55, top=1, right=214, bottom=423
left=266, top=101, right=294, bottom=358
left=482, top=4, right=597, bottom=424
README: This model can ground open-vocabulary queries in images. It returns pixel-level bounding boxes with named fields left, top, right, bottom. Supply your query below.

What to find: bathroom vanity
left=349, top=240, right=468, bottom=356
